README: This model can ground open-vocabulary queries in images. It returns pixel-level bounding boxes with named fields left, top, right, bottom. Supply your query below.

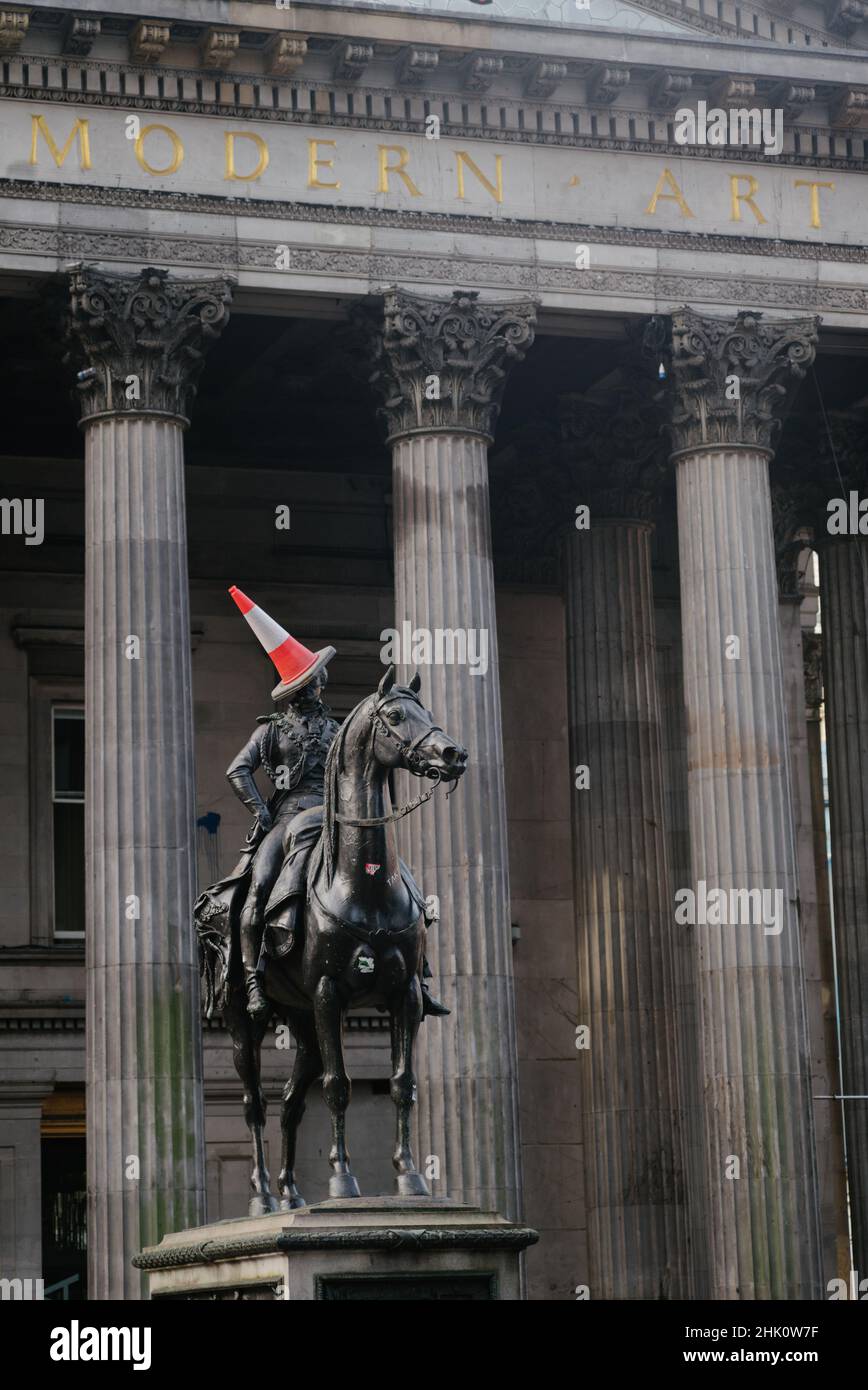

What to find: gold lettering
left=225, top=131, right=269, bottom=182
left=455, top=150, right=503, bottom=204
left=729, top=174, right=767, bottom=225
left=377, top=145, right=422, bottom=197
left=29, top=114, right=91, bottom=170
left=644, top=167, right=694, bottom=219
left=307, top=138, right=340, bottom=190
left=794, top=179, right=835, bottom=230
left=133, top=123, right=183, bottom=176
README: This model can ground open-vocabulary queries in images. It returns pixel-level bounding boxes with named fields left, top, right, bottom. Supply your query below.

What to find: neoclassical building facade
left=0, top=0, right=866, bottom=1301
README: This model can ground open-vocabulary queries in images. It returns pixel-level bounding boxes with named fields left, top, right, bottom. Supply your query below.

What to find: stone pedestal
left=368, top=289, right=537, bottom=1219
left=67, top=264, right=233, bottom=1299
left=133, top=1198, right=537, bottom=1300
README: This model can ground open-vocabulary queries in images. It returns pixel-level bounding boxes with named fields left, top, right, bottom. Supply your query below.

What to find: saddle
left=263, top=806, right=429, bottom=961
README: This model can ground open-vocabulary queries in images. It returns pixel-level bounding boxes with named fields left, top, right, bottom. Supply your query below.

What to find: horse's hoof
left=329, top=1173, right=361, bottom=1199
left=249, top=1193, right=279, bottom=1216
left=279, top=1193, right=306, bottom=1211
left=396, top=1172, right=431, bottom=1198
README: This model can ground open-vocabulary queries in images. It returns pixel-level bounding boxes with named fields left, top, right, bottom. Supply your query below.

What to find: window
left=52, top=707, right=85, bottom=938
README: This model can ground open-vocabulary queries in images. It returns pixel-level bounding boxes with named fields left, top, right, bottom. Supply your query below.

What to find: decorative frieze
left=200, top=28, right=240, bottom=72
left=588, top=66, right=630, bottom=106
left=65, top=264, right=234, bottom=425
left=62, top=15, right=100, bottom=58
left=0, top=6, right=28, bottom=54
left=333, top=43, right=373, bottom=83
left=666, top=307, right=819, bottom=454
left=367, top=287, right=537, bottom=443
left=129, top=21, right=170, bottom=67
left=267, top=34, right=308, bottom=77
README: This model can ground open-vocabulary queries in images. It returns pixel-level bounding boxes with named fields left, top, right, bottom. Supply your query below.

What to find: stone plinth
left=134, top=1198, right=538, bottom=1300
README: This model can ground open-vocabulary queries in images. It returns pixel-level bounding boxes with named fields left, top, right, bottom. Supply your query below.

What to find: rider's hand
left=257, top=807, right=274, bottom=834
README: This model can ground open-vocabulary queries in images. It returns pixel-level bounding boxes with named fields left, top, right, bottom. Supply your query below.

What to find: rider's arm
left=226, top=727, right=271, bottom=821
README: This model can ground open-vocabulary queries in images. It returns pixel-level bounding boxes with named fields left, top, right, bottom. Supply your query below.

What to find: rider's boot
left=241, top=915, right=270, bottom=1020
left=421, top=955, right=449, bottom=1017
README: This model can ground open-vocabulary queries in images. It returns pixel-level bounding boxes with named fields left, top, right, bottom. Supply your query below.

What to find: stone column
left=811, top=414, right=868, bottom=1273
left=67, top=264, right=233, bottom=1299
left=559, top=380, right=689, bottom=1298
left=667, top=307, right=823, bottom=1299
left=368, top=288, right=536, bottom=1219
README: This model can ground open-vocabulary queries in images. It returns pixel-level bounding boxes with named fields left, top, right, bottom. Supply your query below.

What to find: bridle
left=334, top=692, right=455, bottom=829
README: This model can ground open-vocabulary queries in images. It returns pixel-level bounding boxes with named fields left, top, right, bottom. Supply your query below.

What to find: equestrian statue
left=195, top=587, right=467, bottom=1211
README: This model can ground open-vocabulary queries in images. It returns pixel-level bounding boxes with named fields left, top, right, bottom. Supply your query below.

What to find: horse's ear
left=409, top=670, right=422, bottom=694
left=378, top=664, right=396, bottom=696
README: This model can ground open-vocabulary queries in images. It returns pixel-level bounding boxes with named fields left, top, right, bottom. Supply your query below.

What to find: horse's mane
left=321, top=692, right=374, bottom=887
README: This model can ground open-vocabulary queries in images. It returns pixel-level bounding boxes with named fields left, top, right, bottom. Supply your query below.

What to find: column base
left=133, top=1198, right=538, bottom=1301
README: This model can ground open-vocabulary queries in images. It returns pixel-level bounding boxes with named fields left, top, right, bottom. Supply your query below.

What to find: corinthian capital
left=368, top=287, right=537, bottom=443
left=66, top=264, right=234, bottom=425
left=666, top=307, right=818, bottom=455
left=559, top=366, right=668, bottom=521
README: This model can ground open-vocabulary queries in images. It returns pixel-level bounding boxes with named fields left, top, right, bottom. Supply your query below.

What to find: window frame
left=29, top=679, right=85, bottom=946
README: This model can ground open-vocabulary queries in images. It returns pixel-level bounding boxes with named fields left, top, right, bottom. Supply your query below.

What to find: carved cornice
left=267, top=34, right=307, bottom=78
left=665, top=308, right=819, bottom=455
left=833, top=88, right=868, bottom=129
left=398, top=47, right=438, bottom=87
left=0, top=7, right=28, bottom=54
left=200, top=28, right=240, bottom=72
left=524, top=60, right=567, bottom=100
left=462, top=54, right=504, bottom=93
left=65, top=263, right=234, bottom=426
left=129, top=21, right=170, bottom=67
left=588, top=66, right=631, bottom=107
left=62, top=16, right=100, bottom=58
left=711, top=77, right=757, bottom=108
left=367, top=288, right=537, bottom=444
left=650, top=71, right=693, bottom=110
left=334, top=43, right=373, bottom=83
left=558, top=368, right=668, bottom=521
left=772, top=83, right=816, bottom=122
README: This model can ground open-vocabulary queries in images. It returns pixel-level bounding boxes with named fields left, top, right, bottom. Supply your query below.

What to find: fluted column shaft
left=818, top=534, right=868, bottom=1270
left=565, top=517, right=688, bottom=1298
left=392, top=431, right=521, bottom=1216
left=68, top=264, right=233, bottom=1299
left=368, top=287, right=537, bottom=1220
left=85, top=417, right=203, bottom=1299
left=676, top=445, right=822, bottom=1298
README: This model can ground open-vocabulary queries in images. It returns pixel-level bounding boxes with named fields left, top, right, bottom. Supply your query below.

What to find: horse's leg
left=390, top=974, right=430, bottom=1197
left=224, top=986, right=278, bottom=1215
left=313, top=976, right=360, bottom=1198
left=278, top=1009, right=322, bottom=1210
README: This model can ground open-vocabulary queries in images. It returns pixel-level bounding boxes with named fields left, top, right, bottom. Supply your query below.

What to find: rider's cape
left=194, top=806, right=430, bottom=1019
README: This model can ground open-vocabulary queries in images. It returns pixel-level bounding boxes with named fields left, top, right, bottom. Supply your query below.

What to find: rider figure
left=226, top=587, right=448, bottom=1022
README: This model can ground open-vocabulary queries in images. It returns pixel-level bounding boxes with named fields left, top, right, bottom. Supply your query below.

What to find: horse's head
left=372, top=666, right=468, bottom=784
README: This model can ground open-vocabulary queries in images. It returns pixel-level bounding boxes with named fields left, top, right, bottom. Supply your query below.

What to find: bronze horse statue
left=196, top=666, right=467, bottom=1211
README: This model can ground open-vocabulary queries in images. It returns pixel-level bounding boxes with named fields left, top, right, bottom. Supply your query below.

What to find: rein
left=333, top=695, right=450, bottom=829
